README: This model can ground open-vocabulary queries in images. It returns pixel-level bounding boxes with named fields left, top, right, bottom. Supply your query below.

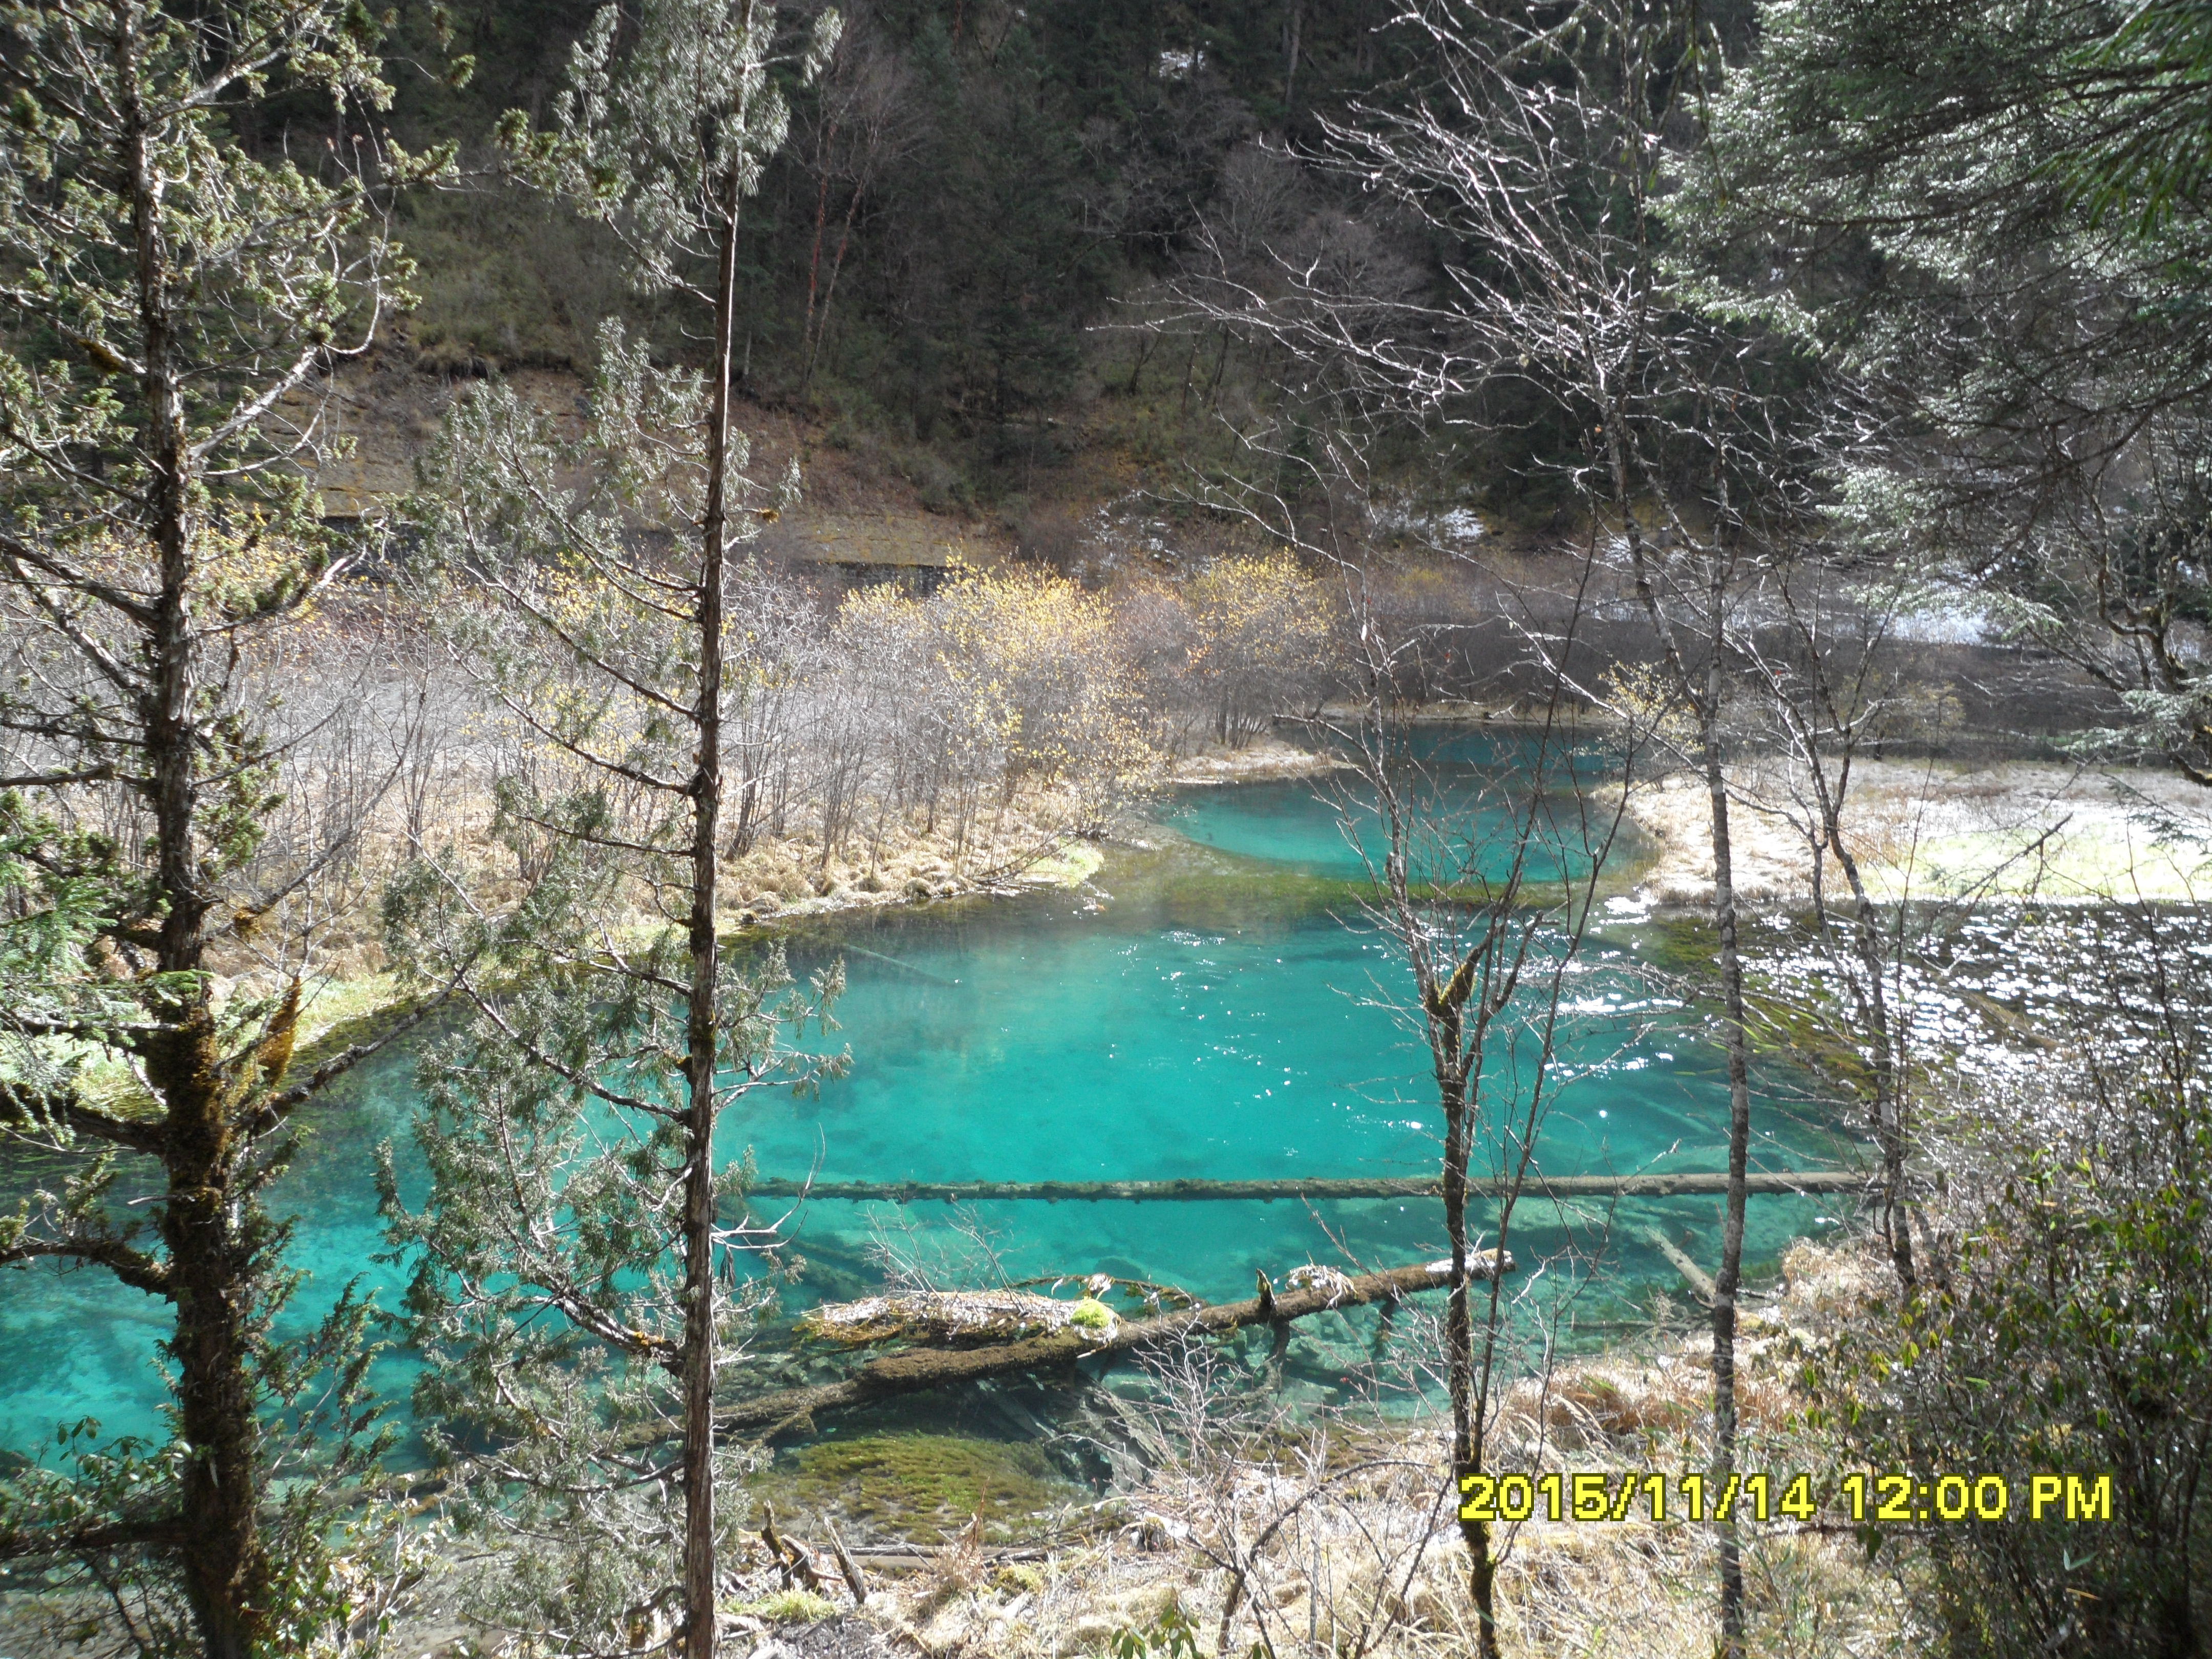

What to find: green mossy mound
left=752, top=1433, right=1077, bottom=1544
left=729, top=1590, right=838, bottom=1625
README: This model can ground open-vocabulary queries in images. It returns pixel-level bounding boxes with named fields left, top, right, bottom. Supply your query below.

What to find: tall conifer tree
left=383, top=4, right=840, bottom=1654
left=0, top=0, right=446, bottom=1648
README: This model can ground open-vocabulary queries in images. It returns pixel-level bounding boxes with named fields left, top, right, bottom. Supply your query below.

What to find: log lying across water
left=717, top=1252, right=1508, bottom=1438
left=746, top=1171, right=1871, bottom=1205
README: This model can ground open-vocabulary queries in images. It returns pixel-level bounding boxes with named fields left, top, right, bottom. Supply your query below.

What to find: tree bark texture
left=1702, top=678, right=1753, bottom=1659
left=679, top=138, right=745, bottom=1659
left=122, top=12, right=261, bottom=1647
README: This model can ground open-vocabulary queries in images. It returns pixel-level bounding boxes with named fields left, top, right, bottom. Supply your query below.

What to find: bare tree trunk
left=1617, top=464, right=1753, bottom=1659
left=1751, top=586, right=1919, bottom=1284
left=803, top=182, right=865, bottom=393
left=1437, top=1037, right=1502, bottom=1659
left=799, top=116, right=839, bottom=388
left=1699, top=631, right=1753, bottom=1659
left=1124, top=329, right=1153, bottom=394
left=1813, top=789, right=1915, bottom=1288
left=1811, top=779, right=1916, bottom=1288
left=1852, top=891, right=1915, bottom=1288
left=1205, top=330, right=1231, bottom=412
left=1343, top=640, right=1599, bottom=1659
left=679, top=125, right=744, bottom=1659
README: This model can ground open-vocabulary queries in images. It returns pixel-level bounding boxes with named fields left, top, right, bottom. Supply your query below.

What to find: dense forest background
left=243, top=0, right=1743, bottom=530
left=384, top=0, right=1414, bottom=427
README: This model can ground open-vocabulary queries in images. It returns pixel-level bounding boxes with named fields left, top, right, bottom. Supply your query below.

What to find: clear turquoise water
left=1162, top=729, right=1611, bottom=884
left=762, top=858, right=1840, bottom=1315
left=0, top=741, right=1852, bottom=1456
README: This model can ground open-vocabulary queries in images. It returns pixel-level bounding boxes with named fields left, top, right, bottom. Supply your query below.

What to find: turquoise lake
left=0, top=737, right=1855, bottom=1456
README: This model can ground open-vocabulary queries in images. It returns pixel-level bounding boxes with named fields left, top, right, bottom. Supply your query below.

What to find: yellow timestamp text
left=1456, top=1471, right=2115, bottom=1524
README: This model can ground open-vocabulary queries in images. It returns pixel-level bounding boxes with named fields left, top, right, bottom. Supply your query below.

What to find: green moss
left=1027, top=840, right=1106, bottom=888
left=728, top=1590, right=838, bottom=1625
left=1069, top=1296, right=1112, bottom=1330
left=751, top=1433, right=1076, bottom=1543
left=280, top=972, right=458, bottom=1101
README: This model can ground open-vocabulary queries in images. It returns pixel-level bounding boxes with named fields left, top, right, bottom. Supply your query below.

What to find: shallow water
left=764, top=866, right=1837, bottom=1313
left=0, top=738, right=1854, bottom=1456
left=1164, top=728, right=1612, bottom=884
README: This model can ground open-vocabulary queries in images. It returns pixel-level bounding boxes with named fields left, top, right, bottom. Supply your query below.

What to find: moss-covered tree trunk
left=128, top=37, right=262, bottom=1644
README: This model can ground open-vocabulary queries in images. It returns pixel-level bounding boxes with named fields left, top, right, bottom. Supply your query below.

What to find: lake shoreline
left=0, top=734, right=1902, bottom=1659
left=1614, top=755, right=2212, bottom=909
left=294, top=720, right=2205, bottom=1079
left=294, top=724, right=2158, bottom=1133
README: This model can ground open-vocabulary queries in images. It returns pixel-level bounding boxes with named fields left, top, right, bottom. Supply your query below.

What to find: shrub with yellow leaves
left=831, top=568, right=1166, bottom=856
left=1182, top=553, right=1344, bottom=748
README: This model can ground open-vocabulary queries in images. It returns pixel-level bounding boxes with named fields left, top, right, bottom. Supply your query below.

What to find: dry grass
left=1168, top=735, right=1351, bottom=788
left=208, top=737, right=1115, bottom=1045
left=1619, top=756, right=2212, bottom=906
left=721, top=793, right=1109, bottom=921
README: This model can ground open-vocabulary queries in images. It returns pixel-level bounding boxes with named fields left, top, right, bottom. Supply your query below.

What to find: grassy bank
left=379, top=1237, right=1909, bottom=1657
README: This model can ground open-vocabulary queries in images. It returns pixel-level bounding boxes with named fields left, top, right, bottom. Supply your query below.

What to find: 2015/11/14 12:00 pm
left=1456, top=1471, right=2117, bottom=1525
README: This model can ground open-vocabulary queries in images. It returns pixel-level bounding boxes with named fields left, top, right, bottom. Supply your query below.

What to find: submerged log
left=799, top=1289, right=1119, bottom=1346
left=1640, top=1225, right=1717, bottom=1305
left=745, top=1170, right=1870, bottom=1205
left=718, top=1252, right=1512, bottom=1437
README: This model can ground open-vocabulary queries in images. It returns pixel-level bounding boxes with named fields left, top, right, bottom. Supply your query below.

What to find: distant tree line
left=335, top=0, right=1438, bottom=489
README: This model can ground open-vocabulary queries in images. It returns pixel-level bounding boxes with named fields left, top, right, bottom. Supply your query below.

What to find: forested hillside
left=224, top=0, right=1774, bottom=528
left=5, top=3, right=2212, bottom=1658
left=367, top=0, right=1435, bottom=498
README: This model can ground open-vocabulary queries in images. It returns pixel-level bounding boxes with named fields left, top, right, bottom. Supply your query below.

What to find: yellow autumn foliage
left=836, top=567, right=1165, bottom=823
left=1183, top=552, right=1342, bottom=746
left=61, top=518, right=339, bottom=625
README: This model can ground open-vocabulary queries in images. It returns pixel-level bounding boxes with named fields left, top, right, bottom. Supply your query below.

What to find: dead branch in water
left=797, top=1287, right=1116, bottom=1346
left=1641, top=1225, right=1718, bottom=1306
left=717, top=1253, right=1512, bottom=1437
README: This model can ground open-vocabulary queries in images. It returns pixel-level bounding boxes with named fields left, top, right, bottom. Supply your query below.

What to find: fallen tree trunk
left=1640, top=1225, right=1717, bottom=1305
left=717, top=1253, right=1508, bottom=1437
left=797, top=1288, right=1117, bottom=1346
left=744, top=1171, right=1870, bottom=1205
